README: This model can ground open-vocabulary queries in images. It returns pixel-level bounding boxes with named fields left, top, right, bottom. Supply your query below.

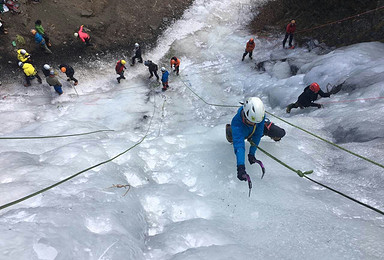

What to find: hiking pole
left=58, top=75, right=79, bottom=97
left=244, top=174, right=252, bottom=197
left=72, top=84, right=79, bottom=97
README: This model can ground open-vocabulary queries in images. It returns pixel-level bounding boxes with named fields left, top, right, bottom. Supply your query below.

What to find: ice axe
left=255, top=159, right=266, bottom=179
left=243, top=174, right=252, bottom=197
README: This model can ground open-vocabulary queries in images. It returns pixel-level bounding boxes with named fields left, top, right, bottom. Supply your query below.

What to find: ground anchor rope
left=0, top=129, right=114, bottom=140
left=0, top=99, right=157, bottom=211
left=180, top=76, right=384, bottom=216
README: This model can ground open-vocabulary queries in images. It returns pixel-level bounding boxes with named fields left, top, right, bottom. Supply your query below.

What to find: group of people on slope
left=16, top=48, right=78, bottom=95
left=115, top=47, right=180, bottom=92
left=232, top=19, right=342, bottom=182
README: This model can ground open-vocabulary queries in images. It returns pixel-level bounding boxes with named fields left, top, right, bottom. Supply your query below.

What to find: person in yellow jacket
left=18, top=62, right=42, bottom=87
left=17, top=49, right=31, bottom=63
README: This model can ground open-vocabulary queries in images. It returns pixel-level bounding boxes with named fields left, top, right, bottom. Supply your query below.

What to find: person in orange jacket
left=283, top=20, right=296, bottom=49
left=242, top=38, right=255, bottom=61
left=170, top=56, right=180, bottom=76
left=74, top=25, right=92, bottom=46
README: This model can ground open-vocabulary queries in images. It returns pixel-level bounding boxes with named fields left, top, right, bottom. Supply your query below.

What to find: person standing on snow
left=42, top=64, right=52, bottom=77
left=31, top=29, right=52, bottom=54
left=283, top=20, right=296, bottom=49
left=170, top=56, right=180, bottom=75
left=74, top=25, right=92, bottom=46
left=35, top=19, right=51, bottom=47
left=115, top=59, right=126, bottom=83
left=46, top=70, right=63, bottom=95
left=242, top=38, right=255, bottom=61
left=17, top=49, right=31, bottom=63
left=286, top=82, right=333, bottom=113
left=144, top=60, right=159, bottom=81
left=131, top=43, right=143, bottom=66
left=18, top=61, right=43, bottom=87
left=161, top=67, right=169, bottom=91
left=58, top=64, right=79, bottom=85
left=230, top=97, right=265, bottom=181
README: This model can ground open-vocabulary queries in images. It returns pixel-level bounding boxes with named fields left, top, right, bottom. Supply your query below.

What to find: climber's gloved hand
left=237, top=165, right=248, bottom=181
left=248, top=154, right=258, bottom=165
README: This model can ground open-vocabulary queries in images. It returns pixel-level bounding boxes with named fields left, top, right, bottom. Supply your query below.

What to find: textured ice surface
left=0, top=0, right=383, bottom=259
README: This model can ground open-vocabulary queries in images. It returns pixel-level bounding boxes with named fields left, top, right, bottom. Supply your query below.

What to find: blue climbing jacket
left=34, top=32, right=45, bottom=45
left=231, top=107, right=265, bottom=166
left=161, top=70, right=169, bottom=83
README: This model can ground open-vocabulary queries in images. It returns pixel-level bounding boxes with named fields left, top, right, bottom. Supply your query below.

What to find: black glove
left=237, top=165, right=248, bottom=181
left=248, top=154, right=257, bottom=165
left=316, top=104, right=322, bottom=108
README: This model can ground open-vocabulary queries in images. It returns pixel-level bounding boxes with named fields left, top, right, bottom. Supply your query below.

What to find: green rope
left=265, top=111, right=384, bottom=169
left=0, top=101, right=156, bottom=211
left=256, top=145, right=384, bottom=216
left=179, top=78, right=238, bottom=108
left=256, top=145, right=313, bottom=177
left=179, top=76, right=384, bottom=170
left=180, top=77, right=384, bottom=215
left=0, top=130, right=114, bottom=140
left=303, top=175, right=384, bottom=216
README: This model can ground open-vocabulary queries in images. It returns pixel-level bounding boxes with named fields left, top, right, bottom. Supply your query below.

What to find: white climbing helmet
left=43, top=64, right=50, bottom=70
left=74, top=32, right=79, bottom=37
left=161, top=67, right=166, bottom=72
left=135, top=43, right=139, bottom=48
left=20, top=49, right=27, bottom=55
left=18, top=61, right=23, bottom=68
left=243, top=97, right=265, bottom=123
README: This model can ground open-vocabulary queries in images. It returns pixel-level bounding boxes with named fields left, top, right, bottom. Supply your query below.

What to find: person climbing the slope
left=161, top=67, right=169, bottom=91
left=286, top=82, right=334, bottom=113
left=283, top=20, right=296, bottom=49
left=74, top=25, right=92, bottom=46
left=242, top=38, right=255, bottom=61
left=35, top=19, right=51, bottom=47
left=144, top=60, right=159, bottom=81
left=17, top=49, right=31, bottom=63
left=170, top=56, right=180, bottom=75
left=58, top=64, right=78, bottom=85
left=46, top=70, right=63, bottom=95
left=31, top=29, right=52, bottom=54
left=18, top=61, right=42, bottom=87
left=131, top=43, right=143, bottom=66
left=115, top=59, right=126, bottom=83
left=230, top=97, right=265, bottom=181
left=226, top=117, right=286, bottom=143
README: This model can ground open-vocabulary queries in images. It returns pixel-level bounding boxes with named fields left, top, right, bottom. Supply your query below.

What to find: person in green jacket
left=46, top=70, right=63, bottom=95
left=35, top=20, right=51, bottom=47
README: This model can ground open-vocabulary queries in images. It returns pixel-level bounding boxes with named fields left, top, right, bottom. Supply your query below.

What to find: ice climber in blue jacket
left=230, top=97, right=265, bottom=181
left=161, top=67, right=169, bottom=91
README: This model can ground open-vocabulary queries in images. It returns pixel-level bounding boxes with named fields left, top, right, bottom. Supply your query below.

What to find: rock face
left=0, top=0, right=193, bottom=74
left=249, top=0, right=384, bottom=47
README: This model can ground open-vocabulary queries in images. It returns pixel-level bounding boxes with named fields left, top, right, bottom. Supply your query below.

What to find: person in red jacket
left=74, top=25, right=92, bottom=46
left=242, top=38, right=255, bottom=61
left=115, top=59, right=126, bottom=83
left=283, top=20, right=296, bottom=49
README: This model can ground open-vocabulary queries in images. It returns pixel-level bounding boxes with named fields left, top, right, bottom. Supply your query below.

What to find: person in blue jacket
left=161, top=67, right=169, bottom=91
left=231, top=97, right=265, bottom=181
left=31, top=29, right=52, bottom=54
